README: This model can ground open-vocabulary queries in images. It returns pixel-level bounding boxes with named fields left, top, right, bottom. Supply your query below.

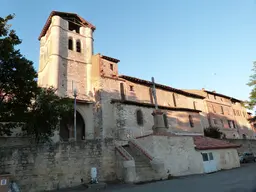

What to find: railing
left=129, top=138, right=153, bottom=161
left=115, top=144, right=134, bottom=161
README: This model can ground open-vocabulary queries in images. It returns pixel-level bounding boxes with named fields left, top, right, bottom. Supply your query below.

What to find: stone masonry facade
left=0, top=139, right=116, bottom=192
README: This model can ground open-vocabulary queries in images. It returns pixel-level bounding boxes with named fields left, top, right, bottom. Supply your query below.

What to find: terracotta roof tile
left=38, top=11, right=96, bottom=40
left=193, top=136, right=240, bottom=150
left=119, top=75, right=204, bottom=99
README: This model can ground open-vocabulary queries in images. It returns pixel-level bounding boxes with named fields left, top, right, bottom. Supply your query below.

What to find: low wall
left=0, top=139, right=116, bottom=192
left=137, top=135, right=204, bottom=176
left=226, top=139, right=256, bottom=155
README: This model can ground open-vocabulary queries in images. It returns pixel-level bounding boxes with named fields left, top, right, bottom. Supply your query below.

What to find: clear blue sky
left=1, top=0, right=256, bottom=101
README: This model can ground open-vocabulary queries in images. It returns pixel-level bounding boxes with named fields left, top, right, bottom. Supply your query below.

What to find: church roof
left=38, top=11, right=96, bottom=40
left=119, top=75, right=205, bottom=99
left=101, top=55, right=120, bottom=63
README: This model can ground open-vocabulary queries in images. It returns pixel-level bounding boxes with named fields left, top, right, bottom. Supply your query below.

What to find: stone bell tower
left=37, top=11, right=96, bottom=99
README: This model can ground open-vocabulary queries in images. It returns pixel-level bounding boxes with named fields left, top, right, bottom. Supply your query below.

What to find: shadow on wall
left=93, top=87, right=205, bottom=137
left=207, top=112, right=253, bottom=139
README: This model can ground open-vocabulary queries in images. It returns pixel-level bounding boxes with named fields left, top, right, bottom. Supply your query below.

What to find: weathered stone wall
left=112, top=103, right=204, bottom=140
left=0, top=139, right=116, bottom=192
left=226, top=139, right=256, bottom=155
left=137, top=135, right=204, bottom=176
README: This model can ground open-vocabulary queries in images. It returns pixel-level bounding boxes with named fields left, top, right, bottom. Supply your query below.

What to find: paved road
left=57, top=163, right=256, bottom=192
left=106, top=163, right=256, bottom=192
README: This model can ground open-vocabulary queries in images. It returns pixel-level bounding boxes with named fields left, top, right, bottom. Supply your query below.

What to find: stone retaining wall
left=0, top=139, right=116, bottom=192
left=226, top=139, right=256, bottom=154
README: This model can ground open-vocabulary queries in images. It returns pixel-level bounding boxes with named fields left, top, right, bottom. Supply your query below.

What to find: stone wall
left=226, top=139, right=256, bottom=155
left=112, top=103, right=204, bottom=140
left=137, top=135, right=204, bottom=176
left=0, top=139, right=116, bottom=192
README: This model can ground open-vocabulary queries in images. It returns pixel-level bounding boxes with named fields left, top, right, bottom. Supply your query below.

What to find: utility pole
left=72, top=81, right=77, bottom=141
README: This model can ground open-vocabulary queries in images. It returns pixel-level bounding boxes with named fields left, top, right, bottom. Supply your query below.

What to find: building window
left=214, top=95, right=216, bottom=100
left=129, top=85, right=134, bottom=92
left=120, top=83, right=125, bottom=100
left=233, top=109, right=236, bottom=116
left=136, top=109, right=144, bottom=126
left=212, top=105, right=216, bottom=113
left=220, top=119, right=224, bottom=127
left=110, top=64, right=113, bottom=71
left=163, top=113, right=168, bottom=128
left=193, top=101, right=196, bottom=110
left=173, top=93, right=177, bottom=107
left=68, top=39, right=73, bottom=50
left=221, top=106, right=224, bottom=114
left=68, top=21, right=80, bottom=33
left=76, top=40, right=81, bottom=52
left=189, top=115, right=194, bottom=127
left=213, top=118, right=218, bottom=125
left=242, top=134, right=247, bottom=140
left=202, top=153, right=208, bottom=161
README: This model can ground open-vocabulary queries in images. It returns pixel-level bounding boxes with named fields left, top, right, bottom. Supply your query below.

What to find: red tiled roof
left=101, top=55, right=120, bottom=63
left=193, top=136, right=240, bottom=150
left=119, top=75, right=204, bottom=99
left=38, top=11, right=96, bottom=40
left=136, top=133, right=240, bottom=150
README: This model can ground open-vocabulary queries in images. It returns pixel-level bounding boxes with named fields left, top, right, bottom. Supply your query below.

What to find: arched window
left=163, top=113, right=168, bottom=128
left=136, top=109, right=143, bottom=126
left=76, top=40, right=81, bottom=52
left=68, top=38, right=73, bottom=50
left=189, top=115, right=194, bottom=127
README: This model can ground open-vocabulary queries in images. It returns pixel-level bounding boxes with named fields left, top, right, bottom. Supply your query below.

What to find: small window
left=214, top=95, right=216, bottom=100
left=209, top=152, right=213, bottom=160
left=110, top=64, right=113, bottom=71
left=136, top=109, right=144, bottom=126
left=68, top=39, right=73, bottom=50
left=212, top=105, right=216, bottom=113
left=68, top=21, right=80, bottom=33
left=221, top=106, right=224, bottom=114
left=202, top=153, right=208, bottom=161
left=120, top=83, right=125, bottom=100
left=189, top=115, right=194, bottom=127
left=172, top=93, right=177, bottom=107
left=76, top=40, right=81, bottom=52
left=193, top=101, right=196, bottom=110
left=129, top=85, right=134, bottom=92
left=220, top=119, right=224, bottom=127
left=213, top=118, right=218, bottom=125
left=163, top=113, right=168, bottom=128
left=233, top=110, right=236, bottom=116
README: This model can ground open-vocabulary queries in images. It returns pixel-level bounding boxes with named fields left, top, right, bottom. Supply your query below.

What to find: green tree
left=0, top=14, right=73, bottom=142
left=204, top=126, right=223, bottom=139
left=247, top=61, right=256, bottom=110
left=0, top=14, right=38, bottom=135
left=23, top=87, right=73, bottom=143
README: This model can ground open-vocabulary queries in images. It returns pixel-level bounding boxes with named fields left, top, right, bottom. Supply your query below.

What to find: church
left=33, top=10, right=250, bottom=186
left=38, top=11, right=209, bottom=142
left=38, top=11, right=254, bottom=142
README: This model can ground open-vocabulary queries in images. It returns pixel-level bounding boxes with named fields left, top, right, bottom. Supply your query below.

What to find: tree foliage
left=0, top=14, right=73, bottom=142
left=23, top=87, right=73, bottom=143
left=247, top=61, right=256, bottom=110
left=0, top=14, right=38, bottom=135
left=204, top=126, right=224, bottom=139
